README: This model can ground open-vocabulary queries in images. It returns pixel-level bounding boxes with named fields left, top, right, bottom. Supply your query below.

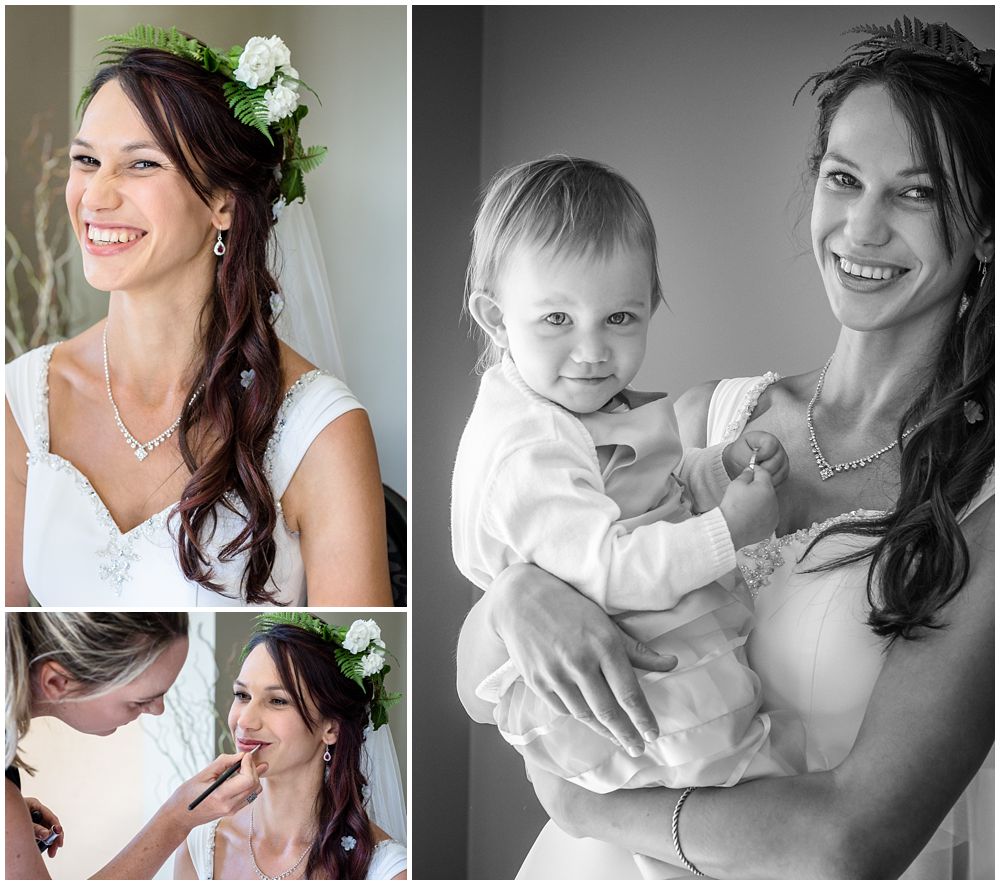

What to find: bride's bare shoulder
left=45, top=322, right=104, bottom=391
left=278, top=340, right=319, bottom=393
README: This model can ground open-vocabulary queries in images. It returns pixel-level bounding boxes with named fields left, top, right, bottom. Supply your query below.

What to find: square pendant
left=819, top=466, right=834, bottom=480
left=135, top=447, right=149, bottom=462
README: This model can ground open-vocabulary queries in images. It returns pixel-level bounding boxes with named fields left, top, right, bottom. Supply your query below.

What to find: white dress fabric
left=518, top=373, right=994, bottom=880
left=186, top=820, right=407, bottom=879
left=5, top=343, right=364, bottom=606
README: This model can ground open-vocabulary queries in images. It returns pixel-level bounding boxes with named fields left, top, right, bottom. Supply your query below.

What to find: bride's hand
left=487, top=563, right=678, bottom=757
left=168, top=751, right=269, bottom=829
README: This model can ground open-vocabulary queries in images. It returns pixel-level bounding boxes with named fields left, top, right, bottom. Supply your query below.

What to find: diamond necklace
left=102, top=323, right=202, bottom=462
left=248, top=804, right=312, bottom=881
left=807, top=355, right=919, bottom=481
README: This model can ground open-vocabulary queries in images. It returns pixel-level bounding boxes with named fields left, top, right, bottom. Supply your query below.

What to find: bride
left=459, top=17, right=993, bottom=880
left=5, top=26, right=392, bottom=606
left=174, top=613, right=407, bottom=880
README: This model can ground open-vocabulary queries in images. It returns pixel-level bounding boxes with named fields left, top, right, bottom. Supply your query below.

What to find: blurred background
left=17, top=610, right=407, bottom=880
left=5, top=5, right=406, bottom=493
left=412, top=5, right=993, bottom=878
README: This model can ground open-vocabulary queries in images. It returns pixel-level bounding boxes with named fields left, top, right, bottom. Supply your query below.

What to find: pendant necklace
left=806, top=355, right=919, bottom=481
left=103, top=323, right=202, bottom=462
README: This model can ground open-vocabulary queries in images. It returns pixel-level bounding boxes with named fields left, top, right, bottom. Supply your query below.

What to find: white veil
left=361, top=723, right=407, bottom=845
left=269, top=199, right=348, bottom=381
left=268, top=205, right=406, bottom=845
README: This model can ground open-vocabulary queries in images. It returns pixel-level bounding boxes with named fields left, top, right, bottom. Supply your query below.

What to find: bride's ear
left=321, top=720, right=341, bottom=746
left=210, top=191, right=236, bottom=233
left=469, top=291, right=508, bottom=349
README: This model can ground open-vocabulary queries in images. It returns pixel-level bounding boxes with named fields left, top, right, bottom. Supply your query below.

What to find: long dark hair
left=803, top=52, right=994, bottom=641
left=243, top=625, right=376, bottom=880
left=83, top=50, right=285, bottom=602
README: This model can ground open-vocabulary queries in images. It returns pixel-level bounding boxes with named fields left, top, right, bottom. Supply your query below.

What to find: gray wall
left=412, top=5, right=994, bottom=879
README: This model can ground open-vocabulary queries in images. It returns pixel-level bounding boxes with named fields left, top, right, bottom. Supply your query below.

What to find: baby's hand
left=719, top=467, right=778, bottom=550
left=723, top=430, right=789, bottom=486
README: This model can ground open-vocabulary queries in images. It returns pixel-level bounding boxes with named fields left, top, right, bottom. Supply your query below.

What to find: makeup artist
left=5, top=613, right=268, bottom=880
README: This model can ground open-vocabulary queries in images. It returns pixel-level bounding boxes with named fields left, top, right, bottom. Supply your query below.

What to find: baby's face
left=495, top=243, right=652, bottom=413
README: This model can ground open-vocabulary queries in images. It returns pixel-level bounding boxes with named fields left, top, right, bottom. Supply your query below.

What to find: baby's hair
left=466, top=155, right=663, bottom=370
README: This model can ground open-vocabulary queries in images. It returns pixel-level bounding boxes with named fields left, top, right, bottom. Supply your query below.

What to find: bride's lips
left=831, top=251, right=911, bottom=293
left=237, top=738, right=271, bottom=752
left=82, top=222, right=148, bottom=257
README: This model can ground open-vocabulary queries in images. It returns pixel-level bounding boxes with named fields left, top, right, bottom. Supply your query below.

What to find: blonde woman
left=5, top=613, right=267, bottom=879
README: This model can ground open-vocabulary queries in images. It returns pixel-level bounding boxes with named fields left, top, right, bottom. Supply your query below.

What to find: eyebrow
left=71, top=138, right=165, bottom=153
left=823, top=151, right=929, bottom=178
left=233, top=680, right=287, bottom=692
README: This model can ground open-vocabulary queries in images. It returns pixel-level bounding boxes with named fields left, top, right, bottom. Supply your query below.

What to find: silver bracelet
left=671, top=786, right=706, bottom=877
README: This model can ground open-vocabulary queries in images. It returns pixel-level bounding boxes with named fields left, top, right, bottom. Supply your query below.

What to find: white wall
left=64, top=6, right=406, bottom=491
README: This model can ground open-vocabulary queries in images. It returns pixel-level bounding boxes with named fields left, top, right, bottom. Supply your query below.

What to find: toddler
left=452, top=157, right=803, bottom=799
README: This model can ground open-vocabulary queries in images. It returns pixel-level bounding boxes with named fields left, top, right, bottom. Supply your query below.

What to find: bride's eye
left=232, top=689, right=250, bottom=701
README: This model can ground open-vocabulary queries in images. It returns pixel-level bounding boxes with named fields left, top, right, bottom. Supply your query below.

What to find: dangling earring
left=978, top=259, right=990, bottom=290
left=323, top=743, right=332, bottom=776
left=213, top=229, right=226, bottom=257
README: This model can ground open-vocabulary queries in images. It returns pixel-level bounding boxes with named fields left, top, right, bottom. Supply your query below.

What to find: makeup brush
left=187, top=744, right=261, bottom=811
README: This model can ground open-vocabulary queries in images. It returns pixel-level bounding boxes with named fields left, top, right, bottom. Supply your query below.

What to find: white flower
left=264, top=35, right=292, bottom=71
left=240, top=369, right=256, bottom=389
left=233, top=37, right=277, bottom=89
left=271, top=195, right=287, bottom=221
left=360, top=650, right=386, bottom=677
left=269, top=291, right=285, bottom=317
left=341, top=835, right=357, bottom=852
left=264, top=81, right=299, bottom=123
left=343, top=619, right=381, bottom=653
left=278, top=64, right=300, bottom=89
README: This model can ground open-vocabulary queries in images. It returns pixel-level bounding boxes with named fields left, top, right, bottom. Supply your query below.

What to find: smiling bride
left=175, top=613, right=407, bottom=880
left=5, top=26, right=392, bottom=606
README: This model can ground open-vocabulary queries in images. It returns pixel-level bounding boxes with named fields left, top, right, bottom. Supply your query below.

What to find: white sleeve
left=676, top=442, right=731, bottom=513
left=483, top=437, right=736, bottom=614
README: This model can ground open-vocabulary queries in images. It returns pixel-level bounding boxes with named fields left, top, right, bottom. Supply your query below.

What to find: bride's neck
left=253, top=764, right=326, bottom=845
left=105, top=281, right=211, bottom=400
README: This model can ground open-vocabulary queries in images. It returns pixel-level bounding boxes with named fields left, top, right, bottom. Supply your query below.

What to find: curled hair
left=83, top=48, right=286, bottom=602
left=244, top=625, right=377, bottom=879
left=5, top=613, right=188, bottom=771
left=466, top=155, right=663, bottom=370
left=802, top=51, right=994, bottom=641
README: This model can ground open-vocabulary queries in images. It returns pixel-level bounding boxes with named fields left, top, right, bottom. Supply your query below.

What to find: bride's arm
left=535, top=498, right=995, bottom=879
left=5, top=401, right=29, bottom=604
left=286, top=409, right=393, bottom=606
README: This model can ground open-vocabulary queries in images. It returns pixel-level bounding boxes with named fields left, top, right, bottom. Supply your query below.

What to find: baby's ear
left=469, top=291, right=508, bottom=349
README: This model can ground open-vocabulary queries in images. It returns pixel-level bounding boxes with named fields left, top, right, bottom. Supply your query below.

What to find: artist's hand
left=488, top=563, right=677, bottom=756
left=25, top=797, right=64, bottom=857
left=723, top=430, right=789, bottom=485
left=171, top=751, right=269, bottom=830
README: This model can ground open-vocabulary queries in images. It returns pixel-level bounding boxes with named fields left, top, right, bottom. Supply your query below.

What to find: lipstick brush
left=187, top=744, right=260, bottom=811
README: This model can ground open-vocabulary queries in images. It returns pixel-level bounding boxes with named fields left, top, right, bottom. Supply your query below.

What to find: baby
left=452, top=157, right=803, bottom=797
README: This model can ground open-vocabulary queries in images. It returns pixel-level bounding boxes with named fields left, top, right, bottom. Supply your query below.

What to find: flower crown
left=797, top=17, right=994, bottom=102
left=244, top=613, right=402, bottom=730
left=79, top=25, right=328, bottom=207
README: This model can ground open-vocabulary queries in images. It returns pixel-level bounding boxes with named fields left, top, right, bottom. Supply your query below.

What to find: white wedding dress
left=186, top=820, right=407, bottom=879
left=5, top=342, right=364, bottom=606
left=518, top=374, right=994, bottom=880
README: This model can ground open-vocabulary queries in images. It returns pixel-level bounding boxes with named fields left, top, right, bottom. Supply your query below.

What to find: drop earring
left=213, top=229, right=226, bottom=257
left=323, top=743, right=332, bottom=776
